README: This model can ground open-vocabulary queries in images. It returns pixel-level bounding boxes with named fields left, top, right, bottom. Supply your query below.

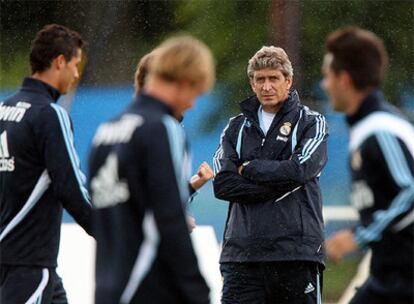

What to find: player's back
left=88, top=100, right=146, bottom=303
left=89, top=93, right=209, bottom=304
left=0, top=78, right=64, bottom=267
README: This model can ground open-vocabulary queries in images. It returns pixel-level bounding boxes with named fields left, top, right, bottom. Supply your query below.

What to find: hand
left=238, top=161, right=250, bottom=175
left=326, top=229, right=359, bottom=263
left=190, top=162, right=213, bottom=190
left=186, top=215, right=196, bottom=233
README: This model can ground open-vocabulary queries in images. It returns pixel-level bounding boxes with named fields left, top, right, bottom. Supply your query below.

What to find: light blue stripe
left=162, top=116, right=189, bottom=204
left=213, top=117, right=235, bottom=175
left=59, top=105, right=88, bottom=185
left=0, top=171, right=50, bottom=242
left=299, top=116, right=321, bottom=161
left=376, top=132, right=412, bottom=187
left=300, top=116, right=321, bottom=157
left=299, top=116, right=326, bottom=164
left=385, top=133, right=412, bottom=185
left=257, top=106, right=266, bottom=134
left=301, top=116, right=326, bottom=161
left=316, top=273, right=321, bottom=304
left=390, top=136, right=414, bottom=186
left=291, top=109, right=302, bottom=153
left=0, top=190, right=44, bottom=241
left=213, top=147, right=222, bottom=175
left=120, top=211, right=160, bottom=304
left=355, top=188, right=414, bottom=246
left=306, top=116, right=324, bottom=155
left=378, top=133, right=407, bottom=186
left=236, top=118, right=247, bottom=158
left=50, top=104, right=90, bottom=204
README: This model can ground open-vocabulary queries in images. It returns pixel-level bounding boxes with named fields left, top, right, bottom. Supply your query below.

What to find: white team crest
left=279, top=122, right=292, bottom=136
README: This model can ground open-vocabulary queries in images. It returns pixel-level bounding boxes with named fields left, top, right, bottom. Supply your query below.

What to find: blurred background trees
left=1, top=0, right=413, bottom=122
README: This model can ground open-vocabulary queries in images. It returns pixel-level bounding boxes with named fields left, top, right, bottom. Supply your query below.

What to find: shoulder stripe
left=376, top=132, right=413, bottom=187
left=291, top=109, right=303, bottom=153
left=213, top=116, right=238, bottom=175
left=299, top=115, right=326, bottom=164
left=236, top=117, right=247, bottom=158
left=350, top=111, right=414, bottom=157
left=162, top=115, right=189, bottom=204
left=50, top=104, right=90, bottom=205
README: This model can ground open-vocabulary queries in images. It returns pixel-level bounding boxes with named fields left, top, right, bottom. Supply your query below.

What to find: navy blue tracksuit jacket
left=88, top=93, right=209, bottom=304
left=0, top=77, right=93, bottom=268
left=347, top=91, right=414, bottom=296
left=213, top=90, right=328, bottom=265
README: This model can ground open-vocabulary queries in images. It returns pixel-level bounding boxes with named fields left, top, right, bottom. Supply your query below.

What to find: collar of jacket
left=239, top=89, right=301, bottom=123
left=346, top=90, right=385, bottom=127
left=21, top=77, right=61, bottom=102
left=134, top=92, right=175, bottom=118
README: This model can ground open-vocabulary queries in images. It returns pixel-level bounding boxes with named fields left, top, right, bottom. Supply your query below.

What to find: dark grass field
left=323, top=258, right=361, bottom=303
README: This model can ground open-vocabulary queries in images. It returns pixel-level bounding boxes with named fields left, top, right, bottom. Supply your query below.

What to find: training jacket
left=347, top=90, right=414, bottom=295
left=0, top=77, right=93, bottom=267
left=88, top=93, right=209, bottom=304
left=213, top=90, right=328, bottom=265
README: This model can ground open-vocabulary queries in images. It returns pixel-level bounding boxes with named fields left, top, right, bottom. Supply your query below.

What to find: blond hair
left=148, top=36, right=215, bottom=92
left=247, top=46, right=293, bottom=80
left=134, top=49, right=160, bottom=93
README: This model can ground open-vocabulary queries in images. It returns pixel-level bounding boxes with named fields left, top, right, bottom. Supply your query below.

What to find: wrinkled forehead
left=253, top=68, right=284, bottom=78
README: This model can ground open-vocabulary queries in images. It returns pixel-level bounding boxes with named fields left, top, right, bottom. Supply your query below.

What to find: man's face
left=58, top=48, right=82, bottom=94
left=250, top=68, right=292, bottom=113
left=321, top=53, right=349, bottom=112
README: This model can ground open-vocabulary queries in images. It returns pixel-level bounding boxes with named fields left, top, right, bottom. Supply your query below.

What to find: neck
left=262, top=104, right=281, bottom=114
left=144, top=79, right=182, bottom=119
left=31, top=71, right=61, bottom=93
left=345, top=88, right=374, bottom=116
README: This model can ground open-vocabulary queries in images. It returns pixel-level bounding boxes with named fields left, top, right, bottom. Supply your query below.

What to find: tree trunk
left=269, top=0, right=303, bottom=93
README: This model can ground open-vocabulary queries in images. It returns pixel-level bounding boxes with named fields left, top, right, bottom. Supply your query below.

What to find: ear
left=249, top=78, right=256, bottom=93
left=339, top=71, right=353, bottom=88
left=54, top=54, right=66, bottom=70
left=286, top=76, right=293, bottom=90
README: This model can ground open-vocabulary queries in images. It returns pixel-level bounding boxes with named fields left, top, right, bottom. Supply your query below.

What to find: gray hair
left=247, top=46, right=293, bottom=79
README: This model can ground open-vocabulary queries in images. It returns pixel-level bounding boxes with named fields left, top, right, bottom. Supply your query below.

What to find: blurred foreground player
left=0, top=24, right=93, bottom=303
left=323, top=27, right=414, bottom=304
left=135, top=49, right=214, bottom=232
left=89, top=36, right=215, bottom=304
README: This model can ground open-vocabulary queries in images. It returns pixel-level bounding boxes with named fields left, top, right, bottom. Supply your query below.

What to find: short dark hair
left=30, top=24, right=84, bottom=74
left=326, top=26, right=388, bottom=90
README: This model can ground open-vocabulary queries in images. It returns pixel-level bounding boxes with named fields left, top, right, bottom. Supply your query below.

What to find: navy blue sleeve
left=243, top=113, right=328, bottom=185
left=36, top=104, right=93, bottom=236
left=354, top=132, right=414, bottom=247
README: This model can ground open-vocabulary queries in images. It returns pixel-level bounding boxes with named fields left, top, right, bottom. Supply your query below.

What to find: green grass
left=322, top=257, right=361, bottom=303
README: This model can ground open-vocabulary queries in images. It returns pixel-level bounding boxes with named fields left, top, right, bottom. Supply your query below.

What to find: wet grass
left=322, top=257, right=361, bottom=303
